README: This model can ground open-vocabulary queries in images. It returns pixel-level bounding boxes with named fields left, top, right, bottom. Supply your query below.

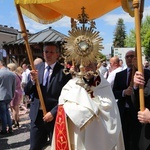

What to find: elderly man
left=106, top=56, right=123, bottom=88
left=52, top=61, right=124, bottom=150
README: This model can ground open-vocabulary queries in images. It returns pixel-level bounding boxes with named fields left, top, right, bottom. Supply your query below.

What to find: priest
left=51, top=62, right=125, bottom=150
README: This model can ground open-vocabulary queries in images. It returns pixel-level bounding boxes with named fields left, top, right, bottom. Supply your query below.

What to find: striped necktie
left=45, top=66, right=51, bottom=88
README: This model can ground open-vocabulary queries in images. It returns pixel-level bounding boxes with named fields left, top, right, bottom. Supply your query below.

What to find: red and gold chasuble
left=55, top=105, right=71, bottom=150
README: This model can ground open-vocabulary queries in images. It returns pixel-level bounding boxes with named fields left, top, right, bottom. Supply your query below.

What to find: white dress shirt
left=107, top=67, right=123, bottom=88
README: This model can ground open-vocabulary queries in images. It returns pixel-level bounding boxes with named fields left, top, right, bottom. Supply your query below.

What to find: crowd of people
left=0, top=60, right=31, bottom=133
left=0, top=43, right=150, bottom=150
left=0, top=58, right=43, bottom=134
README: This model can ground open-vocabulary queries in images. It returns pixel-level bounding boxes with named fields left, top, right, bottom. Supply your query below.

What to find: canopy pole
left=133, top=0, right=145, bottom=111
left=15, top=4, right=47, bottom=115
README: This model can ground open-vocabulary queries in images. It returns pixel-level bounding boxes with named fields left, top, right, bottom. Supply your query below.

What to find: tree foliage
left=113, top=18, right=126, bottom=47
left=124, top=29, right=136, bottom=47
left=125, top=15, right=150, bottom=58
left=143, top=30, right=150, bottom=59
left=141, top=16, right=150, bottom=59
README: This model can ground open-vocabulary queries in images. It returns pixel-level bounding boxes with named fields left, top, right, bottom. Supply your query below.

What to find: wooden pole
left=133, top=0, right=145, bottom=111
left=15, top=4, right=47, bottom=115
left=130, top=0, right=144, bottom=86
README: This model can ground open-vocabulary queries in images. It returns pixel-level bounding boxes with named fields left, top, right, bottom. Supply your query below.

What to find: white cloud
left=15, top=16, right=71, bottom=33
left=143, top=6, right=150, bottom=18
left=103, top=5, right=150, bottom=26
left=23, top=17, right=50, bottom=33
left=103, top=12, right=134, bottom=26
left=51, top=16, right=71, bottom=28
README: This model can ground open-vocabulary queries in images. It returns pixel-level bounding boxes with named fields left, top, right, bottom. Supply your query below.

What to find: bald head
left=125, top=50, right=135, bottom=57
left=125, top=50, right=135, bottom=68
left=109, top=56, right=120, bottom=70
left=34, top=58, right=43, bottom=66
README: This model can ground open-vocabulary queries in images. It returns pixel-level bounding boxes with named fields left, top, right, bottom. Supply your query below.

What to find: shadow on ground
left=0, top=111, right=30, bottom=150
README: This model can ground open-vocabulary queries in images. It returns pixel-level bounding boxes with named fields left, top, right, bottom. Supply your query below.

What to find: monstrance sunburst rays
left=62, top=7, right=104, bottom=88
left=64, top=26, right=103, bottom=65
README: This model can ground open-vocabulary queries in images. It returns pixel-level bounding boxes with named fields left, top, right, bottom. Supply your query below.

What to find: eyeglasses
left=125, top=55, right=134, bottom=59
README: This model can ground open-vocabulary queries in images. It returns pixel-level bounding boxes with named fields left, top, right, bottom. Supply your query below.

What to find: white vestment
left=107, top=67, right=123, bottom=88
left=52, top=75, right=124, bottom=150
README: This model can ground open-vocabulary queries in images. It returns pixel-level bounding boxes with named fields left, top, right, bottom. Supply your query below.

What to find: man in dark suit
left=134, top=71, right=150, bottom=150
left=113, top=50, right=141, bottom=150
left=24, top=43, right=72, bottom=150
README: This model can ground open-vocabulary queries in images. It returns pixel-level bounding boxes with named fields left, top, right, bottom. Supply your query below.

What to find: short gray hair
left=43, top=42, right=60, bottom=53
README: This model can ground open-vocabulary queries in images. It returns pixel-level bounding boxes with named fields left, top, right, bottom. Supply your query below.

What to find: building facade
left=0, top=25, right=19, bottom=61
left=1, top=25, right=67, bottom=66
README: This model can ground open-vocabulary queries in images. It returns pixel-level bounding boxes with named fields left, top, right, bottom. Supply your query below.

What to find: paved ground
left=0, top=110, right=30, bottom=150
left=0, top=109, right=51, bottom=150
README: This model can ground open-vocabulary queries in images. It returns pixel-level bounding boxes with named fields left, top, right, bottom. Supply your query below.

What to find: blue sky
left=0, top=0, right=150, bottom=55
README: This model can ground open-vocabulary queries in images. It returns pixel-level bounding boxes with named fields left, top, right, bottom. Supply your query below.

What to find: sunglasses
left=125, top=55, right=134, bottom=59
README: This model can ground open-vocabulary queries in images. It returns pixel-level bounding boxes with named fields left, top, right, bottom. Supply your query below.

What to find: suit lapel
left=119, top=69, right=127, bottom=88
left=37, top=63, right=45, bottom=84
left=47, top=63, right=60, bottom=91
left=48, top=76, right=56, bottom=89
